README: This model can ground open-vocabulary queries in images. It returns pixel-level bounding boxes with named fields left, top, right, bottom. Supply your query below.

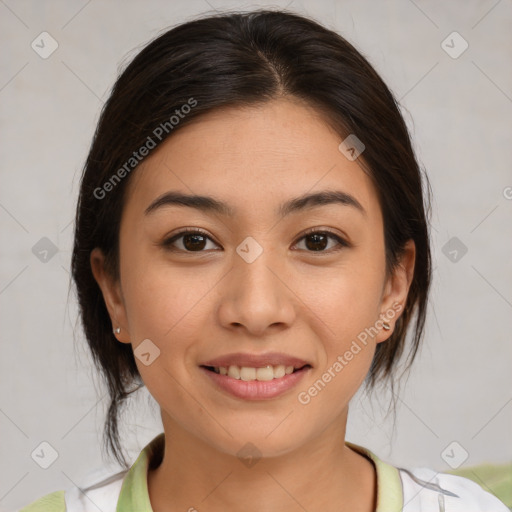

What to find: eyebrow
left=144, top=189, right=366, bottom=218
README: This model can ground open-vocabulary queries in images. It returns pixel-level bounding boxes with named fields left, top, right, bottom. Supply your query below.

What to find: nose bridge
left=234, top=234, right=281, bottom=301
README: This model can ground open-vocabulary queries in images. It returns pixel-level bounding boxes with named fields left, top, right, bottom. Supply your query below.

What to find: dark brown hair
left=71, top=8, right=432, bottom=469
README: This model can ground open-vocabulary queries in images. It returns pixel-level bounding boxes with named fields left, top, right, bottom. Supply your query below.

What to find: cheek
left=293, top=254, right=385, bottom=382
left=121, top=250, right=213, bottom=339
left=119, top=256, right=224, bottom=401
left=299, top=261, right=385, bottom=333
left=121, top=259, right=211, bottom=403
left=295, top=273, right=379, bottom=409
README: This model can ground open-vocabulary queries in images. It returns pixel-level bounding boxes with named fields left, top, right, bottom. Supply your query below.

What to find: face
left=91, top=98, right=414, bottom=458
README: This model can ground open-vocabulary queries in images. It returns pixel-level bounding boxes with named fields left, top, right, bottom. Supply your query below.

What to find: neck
left=147, top=411, right=376, bottom=512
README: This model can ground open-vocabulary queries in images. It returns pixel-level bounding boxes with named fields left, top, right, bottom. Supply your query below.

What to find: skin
left=91, top=97, right=415, bottom=512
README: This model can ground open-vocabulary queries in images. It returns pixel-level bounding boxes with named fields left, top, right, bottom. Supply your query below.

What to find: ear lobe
left=90, top=248, right=131, bottom=344
left=375, top=239, right=416, bottom=343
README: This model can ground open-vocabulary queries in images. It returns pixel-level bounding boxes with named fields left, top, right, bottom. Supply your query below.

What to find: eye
left=162, top=228, right=349, bottom=254
left=162, top=228, right=220, bottom=252
left=292, top=229, right=349, bottom=253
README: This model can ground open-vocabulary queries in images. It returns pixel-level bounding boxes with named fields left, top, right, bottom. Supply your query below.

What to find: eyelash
left=162, top=227, right=350, bottom=254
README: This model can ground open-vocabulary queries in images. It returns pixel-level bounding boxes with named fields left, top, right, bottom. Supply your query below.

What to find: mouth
left=199, top=360, right=312, bottom=400
left=200, top=363, right=312, bottom=382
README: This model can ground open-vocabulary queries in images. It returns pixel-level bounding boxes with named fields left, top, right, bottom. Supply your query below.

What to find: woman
left=20, top=9, right=508, bottom=512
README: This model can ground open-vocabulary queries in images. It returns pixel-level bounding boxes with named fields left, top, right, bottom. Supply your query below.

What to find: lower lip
left=200, top=366, right=310, bottom=400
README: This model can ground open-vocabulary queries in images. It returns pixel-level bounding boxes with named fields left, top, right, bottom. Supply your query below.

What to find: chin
left=206, top=425, right=306, bottom=460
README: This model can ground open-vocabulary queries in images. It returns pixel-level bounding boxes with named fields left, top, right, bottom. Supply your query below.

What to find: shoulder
left=399, top=466, right=510, bottom=512
left=19, top=432, right=164, bottom=512
left=18, top=469, right=127, bottom=512
left=18, top=490, right=65, bottom=512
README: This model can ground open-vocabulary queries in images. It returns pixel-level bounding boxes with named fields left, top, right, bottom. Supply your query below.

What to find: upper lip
left=200, top=352, right=312, bottom=369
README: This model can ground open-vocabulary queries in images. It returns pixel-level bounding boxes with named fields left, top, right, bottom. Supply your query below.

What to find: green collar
left=347, top=441, right=404, bottom=512
left=117, top=434, right=404, bottom=512
left=116, top=433, right=164, bottom=511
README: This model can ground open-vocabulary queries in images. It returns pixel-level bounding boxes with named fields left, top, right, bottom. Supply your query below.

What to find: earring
left=113, top=327, right=121, bottom=334
left=382, top=322, right=391, bottom=331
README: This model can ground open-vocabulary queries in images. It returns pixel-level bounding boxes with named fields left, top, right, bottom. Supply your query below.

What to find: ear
left=90, top=248, right=131, bottom=344
left=375, top=239, right=415, bottom=343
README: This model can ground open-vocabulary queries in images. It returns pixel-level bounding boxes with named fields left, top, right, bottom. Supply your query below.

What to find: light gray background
left=1, top=0, right=511, bottom=510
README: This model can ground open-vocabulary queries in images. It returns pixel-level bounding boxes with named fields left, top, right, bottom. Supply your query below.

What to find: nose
left=216, top=246, right=296, bottom=337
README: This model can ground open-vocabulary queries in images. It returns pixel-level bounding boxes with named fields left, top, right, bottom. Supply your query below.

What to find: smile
left=200, top=364, right=311, bottom=400
left=204, top=364, right=309, bottom=381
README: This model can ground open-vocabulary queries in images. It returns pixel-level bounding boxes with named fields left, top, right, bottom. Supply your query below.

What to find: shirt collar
left=116, top=432, right=164, bottom=511
left=117, top=434, right=404, bottom=512
left=346, top=441, right=404, bottom=511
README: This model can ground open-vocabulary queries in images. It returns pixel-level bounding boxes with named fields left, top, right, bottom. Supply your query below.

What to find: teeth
left=255, top=366, right=274, bottom=381
left=227, top=366, right=240, bottom=379
left=274, top=365, right=286, bottom=378
left=213, top=364, right=299, bottom=381
left=240, top=367, right=256, bottom=381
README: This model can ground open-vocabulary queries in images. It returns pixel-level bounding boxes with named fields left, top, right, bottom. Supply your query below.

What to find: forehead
left=123, top=98, right=380, bottom=222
